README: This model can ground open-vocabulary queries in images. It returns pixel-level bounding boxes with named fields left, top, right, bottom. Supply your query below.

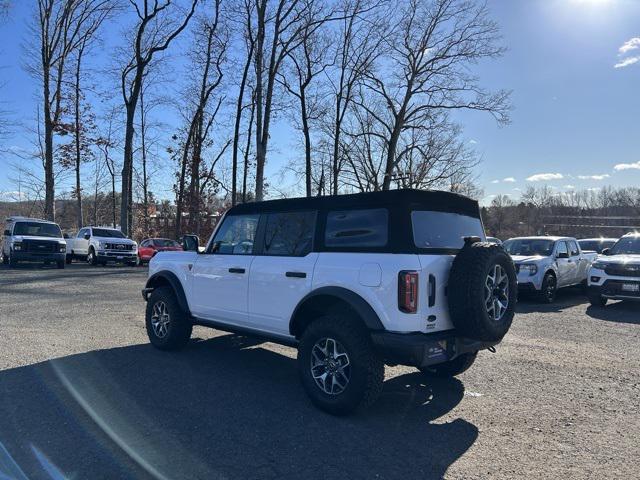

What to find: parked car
left=138, top=238, right=183, bottom=265
left=578, top=238, right=618, bottom=254
left=1, top=217, right=67, bottom=268
left=503, top=236, right=597, bottom=303
left=68, top=226, right=138, bottom=266
left=486, top=236, right=502, bottom=245
left=141, top=189, right=517, bottom=415
left=587, top=232, right=640, bottom=306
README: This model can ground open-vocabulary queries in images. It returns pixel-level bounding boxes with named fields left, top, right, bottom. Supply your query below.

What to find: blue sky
left=1, top=0, right=639, bottom=203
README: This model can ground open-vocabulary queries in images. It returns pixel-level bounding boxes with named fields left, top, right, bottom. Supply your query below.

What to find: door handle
left=286, top=271, right=306, bottom=278
left=228, top=268, right=245, bottom=274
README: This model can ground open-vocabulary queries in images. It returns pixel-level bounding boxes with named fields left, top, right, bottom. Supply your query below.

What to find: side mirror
left=84, top=233, right=91, bottom=240
left=182, top=234, right=200, bottom=252
left=557, top=251, right=569, bottom=259
left=601, top=248, right=611, bottom=256
left=63, top=233, right=69, bottom=239
left=3, top=229, right=10, bottom=236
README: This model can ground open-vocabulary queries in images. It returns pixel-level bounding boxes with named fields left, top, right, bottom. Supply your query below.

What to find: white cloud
left=503, top=177, right=516, bottom=183
left=526, top=173, right=564, bottom=182
left=615, top=56, right=640, bottom=68
left=469, top=139, right=477, bottom=144
left=614, top=161, right=640, bottom=171
left=587, top=187, right=601, bottom=192
left=0, top=191, right=27, bottom=201
left=490, top=179, right=500, bottom=184
left=512, top=187, right=521, bottom=192
left=619, top=37, right=640, bottom=54
left=564, top=185, right=575, bottom=189
left=577, top=174, right=610, bottom=180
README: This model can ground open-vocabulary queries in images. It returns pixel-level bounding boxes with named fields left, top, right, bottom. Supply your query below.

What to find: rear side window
left=325, top=209, right=388, bottom=247
left=263, top=211, right=316, bottom=256
left=412, top=211, right=484, bottom=249
left=568, top=241, right=579, bottom=256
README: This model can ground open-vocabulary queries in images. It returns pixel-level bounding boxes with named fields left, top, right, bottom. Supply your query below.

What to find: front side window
left=211, top=214, right=259, bottom=255
left=77, top=229, right=87, bottom=238
left=13, top=221, right=62, bottom=238
left=412, top=211, right=484, bottom=249
left=264, top=211, right=315, bottom=256
left=325, top=209, right=388, bottom=247
left=556, top=241, right=568, bottom=256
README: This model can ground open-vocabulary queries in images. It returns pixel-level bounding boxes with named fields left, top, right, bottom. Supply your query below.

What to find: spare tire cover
left=448, top=241, right=517, bottom=341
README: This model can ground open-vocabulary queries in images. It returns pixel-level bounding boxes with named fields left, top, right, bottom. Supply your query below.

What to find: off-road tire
left=538, top=272, right=557, bottom=304
left=145, top=286, right=192, bottom=351
left=588, top=290, right=607, bottom=307
left=448, top=242, right=517, bottom=341
left=298, top=315, right=384, bottom=416
left=87, top=248, right=98, bottom=266
left=419, top=352, right=478, bottom=378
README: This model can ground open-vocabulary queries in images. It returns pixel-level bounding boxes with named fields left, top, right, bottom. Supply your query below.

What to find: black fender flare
left=289, top=286, right=384, bottom=336
left=144, top=271, right=190, bottom=314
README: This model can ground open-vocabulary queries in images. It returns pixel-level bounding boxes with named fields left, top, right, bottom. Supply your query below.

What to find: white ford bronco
left=142, top=190, right=517, bottom=414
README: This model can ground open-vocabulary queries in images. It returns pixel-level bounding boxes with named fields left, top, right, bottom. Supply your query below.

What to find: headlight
left=591, top=261, right=606, bottom=271
left=519, top=264, right=538, bottom=276
left=59, top=244, right=66, bottom=253
left=13, top=243, right=22, bottom=251
left=97, top=241, right=105, bottom=249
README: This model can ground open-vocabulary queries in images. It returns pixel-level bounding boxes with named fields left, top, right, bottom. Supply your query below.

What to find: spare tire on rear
left=448, top=240, right=517, bottom=341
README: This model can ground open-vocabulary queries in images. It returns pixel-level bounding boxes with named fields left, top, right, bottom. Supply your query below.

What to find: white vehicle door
left=555, top=241, right=574, bottom=287
left=189, top=214, right=259, bottom=325
left=568, top=240, right=584, bottom=284
left=75, top=228, right=90, bottom=255
left=248, top=211, right=318, bottom=335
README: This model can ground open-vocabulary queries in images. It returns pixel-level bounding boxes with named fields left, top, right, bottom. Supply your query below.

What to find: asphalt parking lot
left=1, top=264, right=639, bottom=479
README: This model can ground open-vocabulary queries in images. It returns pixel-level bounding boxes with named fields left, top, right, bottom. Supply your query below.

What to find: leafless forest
left=1, top=0, right=638, bottom=241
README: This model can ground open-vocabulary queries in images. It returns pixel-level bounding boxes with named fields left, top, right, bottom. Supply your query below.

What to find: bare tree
left=119, top=0, right=198, bottom=235
left=360, top=0, right=510, bottom=190
left=26, top=0, right=114, bottom=221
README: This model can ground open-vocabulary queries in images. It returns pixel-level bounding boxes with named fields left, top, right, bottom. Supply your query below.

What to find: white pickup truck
left=503, top=236, right=597, bottom=303
left=67, top=226, right=138, bottom=266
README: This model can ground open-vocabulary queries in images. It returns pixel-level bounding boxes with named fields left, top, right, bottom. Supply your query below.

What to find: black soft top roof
left=228, top=189, right=480, bottom=218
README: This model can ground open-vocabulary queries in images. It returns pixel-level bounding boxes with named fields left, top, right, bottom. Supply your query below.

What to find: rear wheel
left=538, top=272, right=557, bottom=303
left=145, top=286, right=192, bottom=350
left=298, top=315, right=384, bottom=415
left=8, top=251, right=17, bottom=267
left=1, top=251, right=8, bottom=265
left=419, top=352, right=478, bottom=378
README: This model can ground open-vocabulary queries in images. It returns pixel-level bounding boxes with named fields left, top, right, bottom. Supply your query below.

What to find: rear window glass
left=325, top=209, right=388, bottom=247
left=264, top=211, right=316, bottom=256
left=411, top=211, right=484, bottom=249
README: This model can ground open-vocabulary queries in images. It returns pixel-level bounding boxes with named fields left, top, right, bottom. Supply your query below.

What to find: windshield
left=503, top=239, right=555, bottom=256
left=411, top=211, right=484, bottom=249
left=12, top=221, right=62, bottom=238
left=609, top=236, right=640, bottom=255
left=155, top=239, right=180, bottom=247
left=93, top=228, right=126, bottom=238
left=578, top=240, right=616, bottom=254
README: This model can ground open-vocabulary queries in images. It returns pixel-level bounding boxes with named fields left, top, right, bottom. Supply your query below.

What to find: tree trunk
left=43, top=68, right=55, bottom=221
left=232, top=43, right=254, bottom=206
left=300, top=89, right=312, bottom=197
left=74, top=50, right=83, bottom=228
left=242, top=96, right=255, bottom=203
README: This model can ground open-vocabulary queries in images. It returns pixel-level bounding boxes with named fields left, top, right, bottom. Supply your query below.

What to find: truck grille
left=23, top=240, right=58, bottom=253
left=604, top=265, right=640, bottom=278
left=105, top=243, right=133, bottom=251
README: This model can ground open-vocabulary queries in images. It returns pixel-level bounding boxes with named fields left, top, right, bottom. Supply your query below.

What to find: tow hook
left=487, top=346, right=497, bottom=353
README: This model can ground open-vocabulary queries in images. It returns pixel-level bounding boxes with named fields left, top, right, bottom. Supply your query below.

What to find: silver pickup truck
left=503, top=236, right=597, bottom=303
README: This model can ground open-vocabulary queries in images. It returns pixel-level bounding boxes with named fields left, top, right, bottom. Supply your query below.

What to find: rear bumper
left=12, top=251, right=65, bottom=263
left=371, top=330, right=499, bottom=368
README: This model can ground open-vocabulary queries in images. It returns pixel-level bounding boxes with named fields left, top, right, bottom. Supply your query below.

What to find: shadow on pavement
left=516, top=287, right=587, bottom=314
left=585, top=301, right=640, bottom=324
left=0, top=334, right=477, bottom=480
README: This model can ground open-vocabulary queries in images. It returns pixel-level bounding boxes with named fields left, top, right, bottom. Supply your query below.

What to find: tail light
left=398, top=271, right=419, bottom=313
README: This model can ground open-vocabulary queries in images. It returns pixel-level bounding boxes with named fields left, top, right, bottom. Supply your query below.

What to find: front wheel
left=298, top=315, right=384, bottom=415
left=588, top=290, right=607, bottom=307
left=1, top=251, right=8, bottom=265
left=419, top=352, right=478, bottom=378
left=56, top=260, right=65, bottom=269
left=538, top=272, right=557, bottom=303
left=87, top=248, right=98, bottom=266
left=65, top=254, right=73, bottom=264
left=145, top=286, right=192, bottom=350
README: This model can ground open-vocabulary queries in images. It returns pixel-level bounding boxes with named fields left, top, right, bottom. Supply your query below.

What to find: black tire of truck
left=419, top=352, right=478, bottom=378
left=448, top=241, right=517, bottom=342
left=588, top=290, right=607, bottom=307
left=145, top=286, right=193, bottom=351
left=57, top=260, right=65, bottom=269
left=298, top=315, right=384, bottom=416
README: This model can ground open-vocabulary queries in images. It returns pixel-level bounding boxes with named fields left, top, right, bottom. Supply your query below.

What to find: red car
left=138, top=238, right=183, bottom=264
